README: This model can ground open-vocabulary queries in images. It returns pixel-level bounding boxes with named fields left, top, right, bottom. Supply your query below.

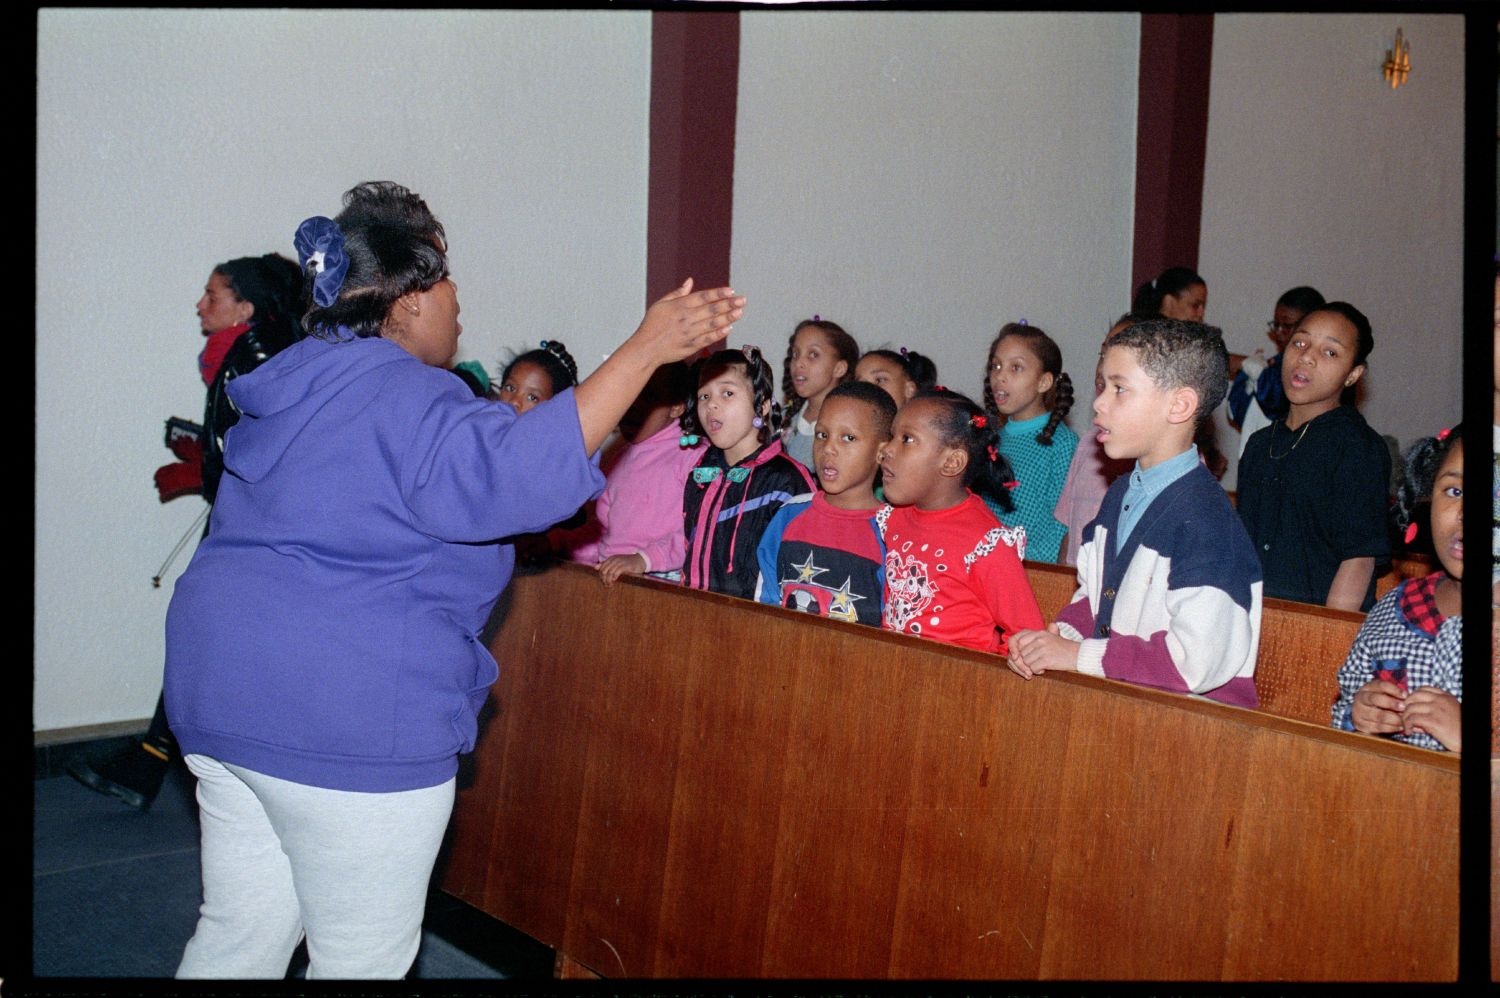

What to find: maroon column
left=1131, top=13, right=1214, bottom=295
left=647, top=12, right=740, bottom=306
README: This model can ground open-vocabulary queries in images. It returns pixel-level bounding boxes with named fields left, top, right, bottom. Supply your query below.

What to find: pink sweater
left=566, top=421, right=705, bottom=573
left=1053, top=436, right=1132, bottom=567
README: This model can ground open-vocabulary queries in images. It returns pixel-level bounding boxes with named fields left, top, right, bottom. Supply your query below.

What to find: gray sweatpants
left=176, top=754, right=455, bottom=979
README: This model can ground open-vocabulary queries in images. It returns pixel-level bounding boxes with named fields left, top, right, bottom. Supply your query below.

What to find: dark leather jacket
left=201, top=319, right=299, bottom=504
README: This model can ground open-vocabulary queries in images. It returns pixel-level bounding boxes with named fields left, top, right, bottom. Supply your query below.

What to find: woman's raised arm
left=573, top=279, right=744, bottom=453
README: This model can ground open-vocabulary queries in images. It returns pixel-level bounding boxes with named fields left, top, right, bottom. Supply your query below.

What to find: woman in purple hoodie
left=163, top=182, right=743, bottom=979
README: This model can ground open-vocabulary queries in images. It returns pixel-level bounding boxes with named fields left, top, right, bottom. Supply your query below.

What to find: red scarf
left=198, top=322, right=252, bottom=385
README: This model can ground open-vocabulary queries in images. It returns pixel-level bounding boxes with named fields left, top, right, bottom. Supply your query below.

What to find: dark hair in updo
left=1301, top=301, right=1373, bottom=407
left=1131, top=266, right=1205, bottom=317
left=910, top=388, right=1017, bottom=514
left=301, top=181, right=449, bottom=340
left=982, top=322, right=1074, bottom=446
left=861, top=347, right=939, bottom=394
left=680, top=346, right=781, bottom=446
left=502, top=340, right=579, bottom=394
left=214, top=253, right=304, bottom=347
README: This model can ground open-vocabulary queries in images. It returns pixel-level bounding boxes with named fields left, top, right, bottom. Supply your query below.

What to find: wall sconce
left=1382, top=27, right=1411, bottom=89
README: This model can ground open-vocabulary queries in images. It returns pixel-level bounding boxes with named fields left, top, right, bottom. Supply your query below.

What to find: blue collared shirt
left=1115, top=444, right=1200, bottom=553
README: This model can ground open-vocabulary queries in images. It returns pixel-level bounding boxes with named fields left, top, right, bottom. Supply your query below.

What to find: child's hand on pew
left=598, top=553, right=648, bottom=586
left=1401, top=687, right=1461, bottom=752
left=1349, top=679, right=1405, bottom=735
left=1007, top=624, right=1080, bottom=679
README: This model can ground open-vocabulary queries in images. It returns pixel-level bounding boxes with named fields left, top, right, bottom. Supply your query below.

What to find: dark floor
left=32, top=738, right=555, bottom=980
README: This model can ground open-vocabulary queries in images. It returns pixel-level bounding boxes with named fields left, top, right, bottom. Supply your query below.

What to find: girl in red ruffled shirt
left=876, top=388, right=1044, bottom=656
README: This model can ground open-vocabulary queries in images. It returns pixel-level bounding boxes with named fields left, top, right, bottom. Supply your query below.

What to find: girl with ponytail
left=982, top=321, right=1078, bottom=562
left=875, top=387, right=1043, bottom=655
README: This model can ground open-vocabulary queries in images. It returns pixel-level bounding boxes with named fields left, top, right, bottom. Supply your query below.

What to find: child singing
left=877, top=388, right=1043, bottom=654
left=682, top=346, right=815, bottom=598
left=1008, top=319, right=1262, bottom=706
left=755, top=381, right=895, bottom=626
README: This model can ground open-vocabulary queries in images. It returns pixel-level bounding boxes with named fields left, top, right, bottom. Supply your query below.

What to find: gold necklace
left=1267, top=419, right=1310, bottom=460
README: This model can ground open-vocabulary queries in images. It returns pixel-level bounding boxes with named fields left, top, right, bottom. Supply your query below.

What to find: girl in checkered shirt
left=1331, top=424, right=1463, bottom=752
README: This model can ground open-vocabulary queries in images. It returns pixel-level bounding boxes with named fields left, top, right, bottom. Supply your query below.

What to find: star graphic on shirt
left=792, top=552, right=829, bottom=584
left=827, top=577, right=864, bottom=622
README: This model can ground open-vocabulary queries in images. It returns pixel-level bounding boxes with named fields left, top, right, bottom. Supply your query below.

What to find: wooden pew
left=1025, top=560, right=1362, bottom=727
left=439, top=563, right=1456, bottom=980
left=1375, top=552, right=1434, bottom=601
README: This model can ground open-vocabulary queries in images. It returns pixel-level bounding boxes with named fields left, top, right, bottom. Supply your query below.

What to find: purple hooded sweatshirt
left=164, top=332, right=603, bottom=792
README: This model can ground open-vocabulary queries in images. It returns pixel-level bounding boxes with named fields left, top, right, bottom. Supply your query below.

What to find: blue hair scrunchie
left=293, top=216, right=350, bottom=307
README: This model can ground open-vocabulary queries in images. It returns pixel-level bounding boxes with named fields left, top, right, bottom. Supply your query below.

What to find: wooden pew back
left=441, top=564, right=1456, bottom=981
left=1024, top=560, right=1363, bottom=726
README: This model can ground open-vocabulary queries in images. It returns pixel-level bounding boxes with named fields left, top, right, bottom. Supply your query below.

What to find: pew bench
left=439, top=563, right=1455, bottom=981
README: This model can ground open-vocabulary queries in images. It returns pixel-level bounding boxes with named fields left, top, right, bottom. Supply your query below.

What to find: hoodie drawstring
left=724, top=463, right=757, bottom=576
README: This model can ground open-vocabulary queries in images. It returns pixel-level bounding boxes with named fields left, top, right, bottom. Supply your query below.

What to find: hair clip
left=812, top=314, right=821, bottom=322
left=934, top=384, right=947, bottom=393
left=293, top=216, right=350, bottom=307
left=899, top=346, right=908, bottom=357
left=970, top=414, right=988, bottom=429
left=692, top=466, right=751, bottom=485
left=987, top=445, right=999, bottom=462
left=1436, top=426, right=1451, bottom=441
left=1404, top=521, right=1419, bottom=545
left=1002, top=479, right=1018, bottom=490
left=680, top=434, right=701, bottom=446
left=1017, top=318, right=1028, bottom=327
left=540, top=340, right=549, bottom=348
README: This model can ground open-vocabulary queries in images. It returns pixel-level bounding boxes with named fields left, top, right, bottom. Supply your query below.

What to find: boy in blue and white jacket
left=1007, top=318, right=1262, bottom=707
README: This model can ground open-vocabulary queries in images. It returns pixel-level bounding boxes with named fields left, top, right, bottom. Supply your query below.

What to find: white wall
left=36, top=9, right=651, bottom=731
left=1199, top=13, right=1465, bottom=460
left=731, top=12, right=1140, bottom=430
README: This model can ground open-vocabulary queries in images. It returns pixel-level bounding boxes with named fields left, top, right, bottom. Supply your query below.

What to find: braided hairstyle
left=982, top=322, right=1074, bottom=445
left=501, top=340, right=579, bottom=396
left=912, top=388, right=1018, bottom=514
left=859, top=347, right=939, bottom=396
left=1390, top=423, right=1463, bottom=546
left=680, top=345, right=782, bottom=447
left=781, top=318, right=860, bottom=425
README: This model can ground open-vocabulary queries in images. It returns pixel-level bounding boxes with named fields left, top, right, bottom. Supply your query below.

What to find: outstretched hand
left=574, top=279, right=746, bottom=455
left=630, top=279, right=745, bottom=368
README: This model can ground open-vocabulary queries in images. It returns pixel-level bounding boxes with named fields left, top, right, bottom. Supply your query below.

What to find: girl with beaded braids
left=875, top=388, right=1043, bottom=654
left=163, top=180, right=744, bottom=980
left=681, top=345, right=815, bottom=598
left=1332, top=424, right=1462, bottom=752
left=495, top=340, right=579, bottom=414
left=781, top=316, right=860, bottom=473
left=983, top=322, right=1078, bottom=563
